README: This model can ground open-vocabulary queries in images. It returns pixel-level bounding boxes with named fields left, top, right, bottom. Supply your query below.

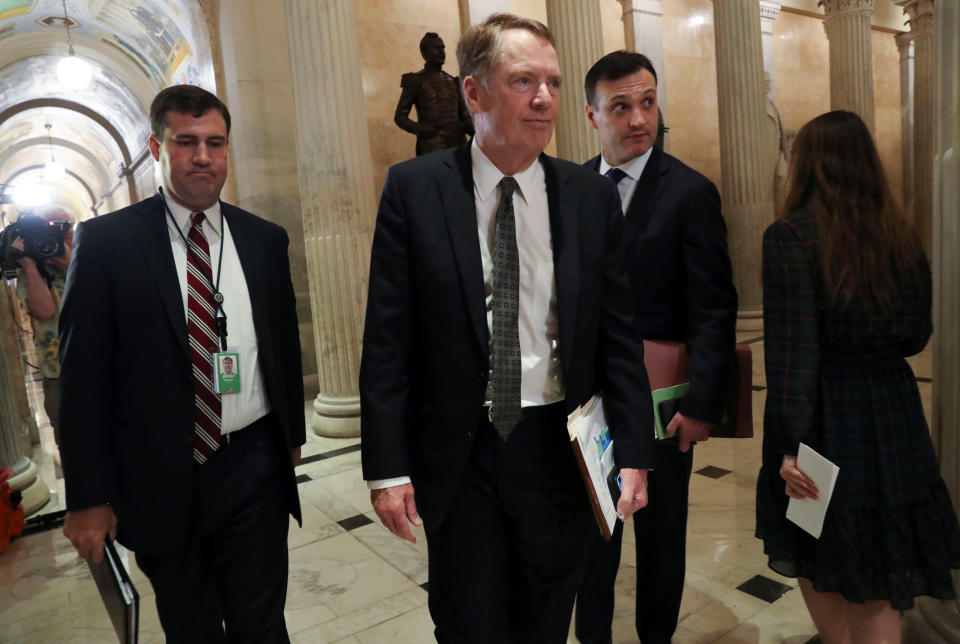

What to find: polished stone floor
left=0, top=335, right=936, bottom=643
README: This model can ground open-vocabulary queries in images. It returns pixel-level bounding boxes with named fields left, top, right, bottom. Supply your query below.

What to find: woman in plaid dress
left=756, top=110, right=960, bottom=642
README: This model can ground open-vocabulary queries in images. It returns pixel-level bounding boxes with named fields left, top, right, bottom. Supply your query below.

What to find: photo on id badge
left=215, top=350, right=241, bottom=394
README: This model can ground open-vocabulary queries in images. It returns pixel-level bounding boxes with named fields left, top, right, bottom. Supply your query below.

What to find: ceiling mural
left=0, top=55, right=148, bottom=148
left=0, top=106, right=125, bottom=172
left=0, top=0, right=215, bottom=215
left=0, top=0, right=212, bottom=87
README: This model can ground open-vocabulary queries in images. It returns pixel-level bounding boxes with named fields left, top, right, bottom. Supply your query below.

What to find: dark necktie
left=187, top=212, right=222, bottom=463
left=490, top=176, right=522, bottom=440
left=605, top=167, right=628, bottom=185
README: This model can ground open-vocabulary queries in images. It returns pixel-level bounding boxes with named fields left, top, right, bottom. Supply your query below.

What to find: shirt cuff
left=366, top=476, right=412, bottom=490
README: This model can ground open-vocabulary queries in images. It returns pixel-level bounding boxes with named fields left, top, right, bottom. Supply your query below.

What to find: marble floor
left=0, top=334, right=937, bottom=643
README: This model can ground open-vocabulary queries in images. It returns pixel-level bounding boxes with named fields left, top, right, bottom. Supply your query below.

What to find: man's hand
left=291, top=446, right=301, bottom=467
left=371, top=483, right=422, bottom=543
left=665, top=412, right=712, bottom=452
left=616, top=467, right=649, bottom=517
left=780, top=455, right=819, bottom=500
left=63, top=505, right=117, bottom=563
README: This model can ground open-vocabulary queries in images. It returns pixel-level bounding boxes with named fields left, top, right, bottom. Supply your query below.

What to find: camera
left=0, top=216, right=71, bottom=279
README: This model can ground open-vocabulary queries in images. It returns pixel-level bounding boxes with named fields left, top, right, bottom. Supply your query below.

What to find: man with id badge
left=59, top=85, right=305, bottom=643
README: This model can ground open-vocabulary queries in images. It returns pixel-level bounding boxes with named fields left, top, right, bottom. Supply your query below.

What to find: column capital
left=759, top=1, right=782, bottom=29
left=820, top=0, right=875, bottom=21
left=895, top=0, right=934, bottom=35
left=618, top=0, right=663, bottom=19
left=895, top=30, right=915, bottom=57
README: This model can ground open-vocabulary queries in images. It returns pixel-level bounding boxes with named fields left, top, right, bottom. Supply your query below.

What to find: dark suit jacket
left=58, top=193, right=305, bottom=553
left=586, top=148, right=737, bottom=424
left=360, top=144, right=654, bottom=527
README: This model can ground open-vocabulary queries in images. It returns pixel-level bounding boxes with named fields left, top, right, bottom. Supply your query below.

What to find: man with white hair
left=360, top=13, right=655, bottom=642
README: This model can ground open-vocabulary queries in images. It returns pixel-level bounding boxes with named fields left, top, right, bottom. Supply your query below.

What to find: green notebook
left=651, top=383, right=689, bottom=440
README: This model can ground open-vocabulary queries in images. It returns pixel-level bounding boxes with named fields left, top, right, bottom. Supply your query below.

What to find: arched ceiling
left=0, top=0, right=216, bottom=222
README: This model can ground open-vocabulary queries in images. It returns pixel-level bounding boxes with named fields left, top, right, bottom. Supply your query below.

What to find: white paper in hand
left=785, top=443, right=840, bottom=539
left=568, top=396, right=619, bottom=534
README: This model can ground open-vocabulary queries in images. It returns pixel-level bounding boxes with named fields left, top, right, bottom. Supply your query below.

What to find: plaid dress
left=755, top=209, right=960, bottom=609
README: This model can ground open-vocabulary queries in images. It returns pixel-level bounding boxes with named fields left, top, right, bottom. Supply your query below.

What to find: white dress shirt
left=161, top=188, right=271, bottom=435
left=367, top=142, right=565, bottom=490
left=472, top=141, right=564, bottom=407
left=598, top=146, right=653, bottom=213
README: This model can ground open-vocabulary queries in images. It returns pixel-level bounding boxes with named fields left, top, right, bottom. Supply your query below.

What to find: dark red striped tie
left=187, top=212, right=222, bottom=464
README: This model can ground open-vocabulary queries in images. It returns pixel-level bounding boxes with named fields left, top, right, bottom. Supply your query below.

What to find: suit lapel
left=125, top=193, right=189, bottom=361
left=223, top=205, right=276, bottom=378
left=623, top=147, right=667, bottom=243
left=438, top=145, right=489, bottom=356
left=542, top=155, right=579, bottom=381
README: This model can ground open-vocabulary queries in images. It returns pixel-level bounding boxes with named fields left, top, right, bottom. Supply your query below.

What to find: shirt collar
left=471, top=139, right=543, bottom=205
left=598, top=146, right=653, bottom=182
left=159, top=186, right=222, bottom=238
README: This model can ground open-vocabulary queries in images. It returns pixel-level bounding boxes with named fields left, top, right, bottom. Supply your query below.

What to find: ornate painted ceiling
left=0, top=0, right=215, bottom=221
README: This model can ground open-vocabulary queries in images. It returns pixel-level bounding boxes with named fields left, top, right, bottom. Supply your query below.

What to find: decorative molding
left=759, top=1, right=782, bottom=24
left=778, top=6, right=904, bottom=34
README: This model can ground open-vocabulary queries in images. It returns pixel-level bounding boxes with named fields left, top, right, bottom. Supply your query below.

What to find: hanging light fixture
left=43, top=122, right=65, bottom=181
left=55, top=0, right=91, bottom=89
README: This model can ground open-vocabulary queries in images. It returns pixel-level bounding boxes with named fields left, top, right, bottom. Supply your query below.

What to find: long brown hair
left=779, top=110, right=920, bottom=311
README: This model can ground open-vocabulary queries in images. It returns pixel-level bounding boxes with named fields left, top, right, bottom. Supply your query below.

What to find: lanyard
left=158, top=188, right=229, bottom=350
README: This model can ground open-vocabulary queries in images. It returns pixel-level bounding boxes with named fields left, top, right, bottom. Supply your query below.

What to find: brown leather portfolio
left=642, top=340, right=754, bottom=439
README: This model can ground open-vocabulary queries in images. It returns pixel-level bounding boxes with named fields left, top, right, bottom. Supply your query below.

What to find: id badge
left=214, top=349, right=241, bottom=394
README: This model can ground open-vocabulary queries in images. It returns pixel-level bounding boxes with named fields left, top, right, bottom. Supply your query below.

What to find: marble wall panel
left=600, top=0, right=626, bottom=55
left=355, top=0, right=462, bottom=197
left=872, top=29, right=903, bottom=208
left=509, top=0, right=547, bottom=26
left=772, top=11, right=831, bottom=136
left=661, top=0, right=721, bottom=188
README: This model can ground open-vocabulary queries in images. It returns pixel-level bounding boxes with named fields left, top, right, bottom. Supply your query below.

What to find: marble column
left=759, top=1, right=781, bottom=98
left=896, top=32, right=915, bottom=222
left=216, top=0, right=318, bottom=398
left=284, top=0, right=376, bottom=437
left=7, top=302, right=38, bottom=445
left=458, top=0, right=509, bottom=32
left=897, top=0, right=935, bottom=256
left=711, top=1, right=772, bottom=325
left=821, top=0, right=876, bottom=132
left=904, top=1, right=960, bottom=636
left=618, top=0, right=667, bottom=119
left=545, top=0, right=605, bottom=163
left=0, top=284, right=49, bottom=516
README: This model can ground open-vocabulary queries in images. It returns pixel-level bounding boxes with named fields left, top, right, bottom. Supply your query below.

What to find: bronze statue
left=394, top=32, right=473, bottom=156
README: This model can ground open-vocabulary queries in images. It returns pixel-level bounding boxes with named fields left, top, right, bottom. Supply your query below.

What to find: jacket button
left=476, top=372, right=486, bottom=385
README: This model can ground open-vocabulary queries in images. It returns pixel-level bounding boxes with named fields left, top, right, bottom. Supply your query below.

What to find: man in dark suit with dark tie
left=575, top=51, right=738, bottom=644
left=59, top=85, right=304, bottom=643
left=360, top=14, right=655, bottom=643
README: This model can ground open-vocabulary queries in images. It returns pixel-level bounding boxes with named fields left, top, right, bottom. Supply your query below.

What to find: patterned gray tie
left=490, top=176, right=522, bottom=440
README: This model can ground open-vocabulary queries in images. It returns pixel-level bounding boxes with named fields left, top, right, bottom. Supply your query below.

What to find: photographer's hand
left=11, top=237, right=35, bottom=270
left=49, top=242, right=72, bottom=270
left=13, top=237, right=57, bottom=320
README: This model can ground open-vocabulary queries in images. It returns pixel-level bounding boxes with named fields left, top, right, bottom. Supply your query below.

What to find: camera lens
left=33, top=235, right=58, bottom=257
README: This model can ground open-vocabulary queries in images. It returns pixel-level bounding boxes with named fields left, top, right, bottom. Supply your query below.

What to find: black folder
left=87, top=536, right=139, bottom=644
